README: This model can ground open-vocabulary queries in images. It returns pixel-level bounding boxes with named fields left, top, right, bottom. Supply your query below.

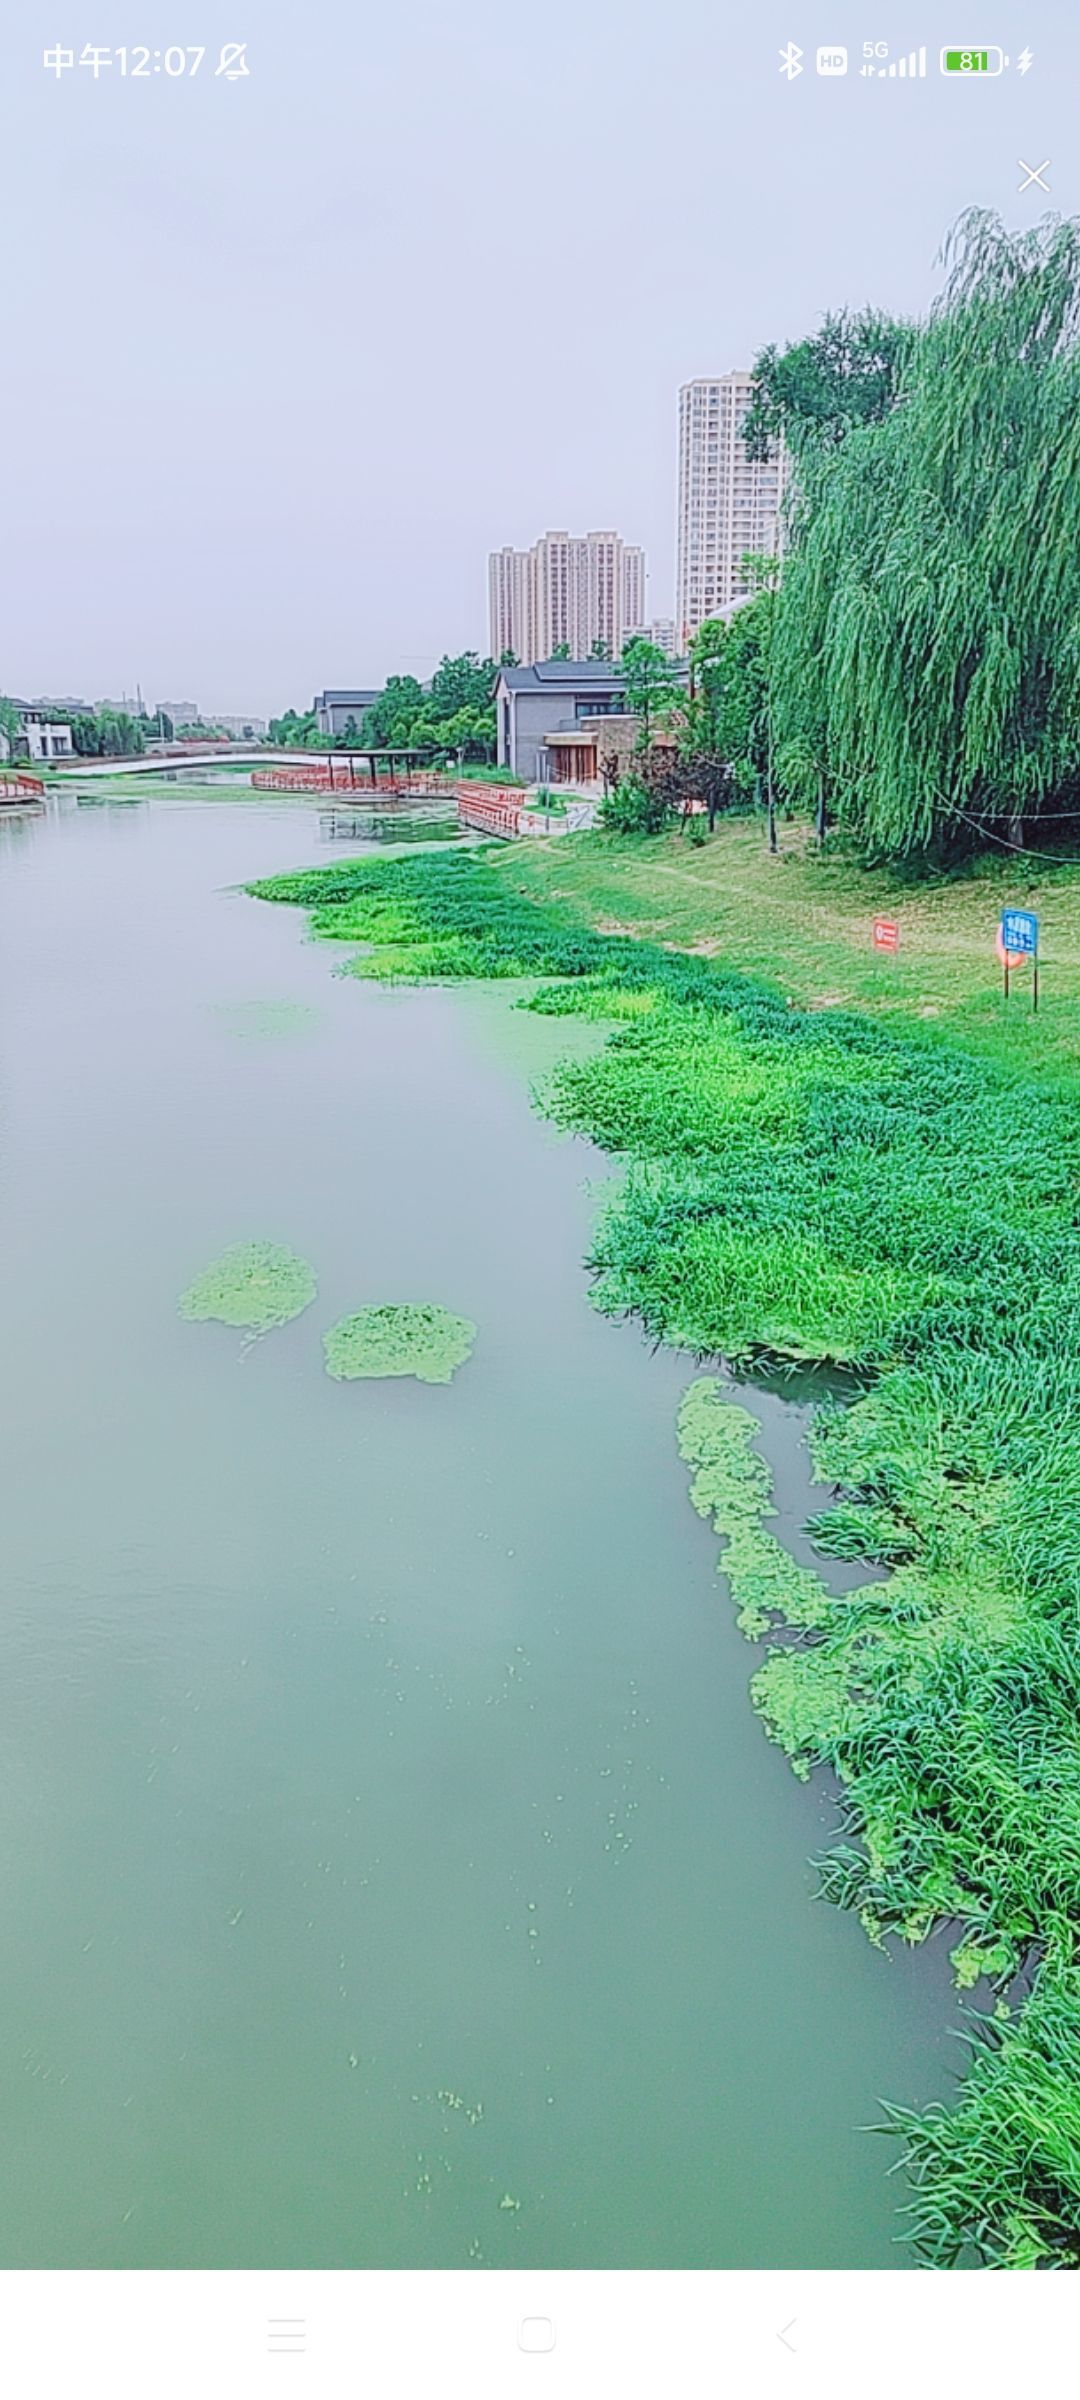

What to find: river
left=0, top=791, right=955, bottom=2269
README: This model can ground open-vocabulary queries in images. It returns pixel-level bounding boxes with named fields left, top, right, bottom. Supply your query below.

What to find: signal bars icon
left=860, top=45, right=928, bottom=77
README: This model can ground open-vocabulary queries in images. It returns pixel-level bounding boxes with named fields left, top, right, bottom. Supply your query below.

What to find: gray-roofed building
left=313, top=688, right=382, bottom=738
left=493, top=657, right=688, bottom=785
left=493, top=660, right=634, bottom=784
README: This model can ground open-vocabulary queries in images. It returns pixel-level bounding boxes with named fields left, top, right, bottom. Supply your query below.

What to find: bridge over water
left=53, top=748, right=295, bottom=778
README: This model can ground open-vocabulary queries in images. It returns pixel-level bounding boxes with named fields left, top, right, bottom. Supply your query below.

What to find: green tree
left=269, top=708, right=318, bottom=748
left=550, top=642, right=571, bottom=661
left=742, top=553, right=782, bottom=850
left=619, top=637, right=681, bottom=748
left=403, top=709, right=441, bottom=754
left=599, top=769, right=674, bottom=836
left=772, top=208, right=1080, bottom=857
left=744, top=307, right=913, bottom=463
left=68, top=712, right=100, bottom=756
left=691, top=598, right=773, bottom=815
left=589, top=638, right=611, bottom=661
left=428, top=653, right=495, bottom=719
left=360, top=677, right=424, bottom=749
left=360, top=658, right=496, bottom=760
left=0, top=695, right=21, bottom=759
left=440, top=704, right=494, bottom=762
left=685, top=618, right=729, bottom=754
left=92, top=707, right=145, bottom=756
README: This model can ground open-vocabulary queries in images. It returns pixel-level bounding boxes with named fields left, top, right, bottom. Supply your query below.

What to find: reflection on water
left=317, top=806, right=461, bottom=845
left=736, top=1355, right=869, bottom=1410
left=59, top=776, right=464, bottom=847
left=0, top=796, right=956, bottom=2270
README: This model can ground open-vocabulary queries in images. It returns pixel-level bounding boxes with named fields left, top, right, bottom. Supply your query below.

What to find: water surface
left=0, top=794, right=955, bottom=2268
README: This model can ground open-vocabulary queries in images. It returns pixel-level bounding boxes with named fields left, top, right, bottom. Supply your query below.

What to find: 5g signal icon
left=861, top=41, right=927, bottom=77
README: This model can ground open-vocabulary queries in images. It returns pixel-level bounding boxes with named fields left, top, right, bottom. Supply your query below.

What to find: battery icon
left=940, top=45, right=1007, bottom=73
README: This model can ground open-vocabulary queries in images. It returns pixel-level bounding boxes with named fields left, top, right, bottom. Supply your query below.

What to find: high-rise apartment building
left=489, top=531, right=647, bottom=665
left=488, top=546, right=536, bottom=668
left=619, top=542, right=646, bottom=646
left=623, top=617, right=679, bottom=658
left=675, top=374, right=785, bottom=647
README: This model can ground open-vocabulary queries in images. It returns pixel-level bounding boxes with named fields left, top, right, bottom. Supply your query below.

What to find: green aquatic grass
left=250, top=843, right=1080, bottom=2268
left=678, top=1378, right=1080, bottom=2266
left=890, top=1943, right=1080, bottom=2269
left=323, top=1303, right=476, bottom=1384
left=250, top=851, right=606, bottom=984
left=179, top=1241, right=317, bottom=1333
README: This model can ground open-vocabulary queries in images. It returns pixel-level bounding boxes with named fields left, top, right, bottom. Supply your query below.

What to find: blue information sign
left=1001, top=907, right=1038, bottom=957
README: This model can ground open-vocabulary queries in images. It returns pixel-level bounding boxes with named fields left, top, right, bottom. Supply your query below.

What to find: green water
left=0, top=795, right=955, bottom=2269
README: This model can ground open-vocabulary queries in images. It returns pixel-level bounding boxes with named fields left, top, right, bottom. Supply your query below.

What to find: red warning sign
left=873, top=917, right=899, bottom=952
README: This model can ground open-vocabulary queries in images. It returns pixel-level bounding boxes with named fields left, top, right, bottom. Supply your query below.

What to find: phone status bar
left=778, top=42, right=1035, bottom=79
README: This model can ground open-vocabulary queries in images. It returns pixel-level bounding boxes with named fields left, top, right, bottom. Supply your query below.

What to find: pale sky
left=2, top=1, right=1077, bottom=715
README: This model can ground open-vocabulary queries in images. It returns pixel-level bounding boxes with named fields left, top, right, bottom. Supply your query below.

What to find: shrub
left=599, top=772, right=674, bottom=836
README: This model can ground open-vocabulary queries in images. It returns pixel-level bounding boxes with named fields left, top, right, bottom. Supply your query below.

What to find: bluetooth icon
left=779, top=42, right=804, bottom=80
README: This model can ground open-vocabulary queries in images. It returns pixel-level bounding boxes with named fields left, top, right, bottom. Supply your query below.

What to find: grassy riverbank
left=497, top=821, right=1080, bottom=1093
left=251, top=842, right=1080, bottom=2267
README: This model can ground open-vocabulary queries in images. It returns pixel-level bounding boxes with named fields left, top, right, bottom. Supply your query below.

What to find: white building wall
left=623, top=617, right=678, bottom=658
left=621, top=548, right=646, bottom=646
left=23, top=721, right=74, bottom=760
left=489, top=547, right=526, bottom=662
left=676, top=373, right=785, bottom=648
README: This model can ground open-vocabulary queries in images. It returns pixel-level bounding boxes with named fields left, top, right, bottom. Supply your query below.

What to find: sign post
left=873, top=916, right=899, bottom=952
left=998, top=908, right=1039, bottom=1010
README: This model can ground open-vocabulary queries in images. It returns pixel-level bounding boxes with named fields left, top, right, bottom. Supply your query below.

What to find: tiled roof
left=497, top=661, right=627, bottom=694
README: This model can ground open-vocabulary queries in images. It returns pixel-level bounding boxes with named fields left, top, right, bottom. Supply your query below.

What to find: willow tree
left=772, top=210, right=1080, bottom=857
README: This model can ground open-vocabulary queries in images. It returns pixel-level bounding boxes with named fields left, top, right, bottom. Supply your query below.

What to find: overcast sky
left=2, top=1, right=1076, bottom=714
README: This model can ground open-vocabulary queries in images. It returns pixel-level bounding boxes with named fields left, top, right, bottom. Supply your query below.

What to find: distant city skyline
left=18, top=692, right=266, bottom=730
left=489, top=530, right=646, bottom=665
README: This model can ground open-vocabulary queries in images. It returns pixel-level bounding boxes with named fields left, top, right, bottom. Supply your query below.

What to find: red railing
left=252, top=767, right=345, bottom=792
left=250, top=766, right=523, bottom=835
left=0, top=771, right=45, bottom=801
left=454, top=783, right=522, bottom=839
left=251, top=765, right=447, bottom=796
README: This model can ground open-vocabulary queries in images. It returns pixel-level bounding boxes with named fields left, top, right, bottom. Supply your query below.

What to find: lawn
left=491, top=821, right=1080, bottom=1089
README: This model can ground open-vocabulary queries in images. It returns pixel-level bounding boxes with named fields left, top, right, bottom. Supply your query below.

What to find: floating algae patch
left=323, top=1304, right=476, bottom=1385
left=677, top=1377, right=835, bottom=1643
left=211, top=998, right=320, bottom=1041
left=179, top=1241, right=317, bottom=1334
